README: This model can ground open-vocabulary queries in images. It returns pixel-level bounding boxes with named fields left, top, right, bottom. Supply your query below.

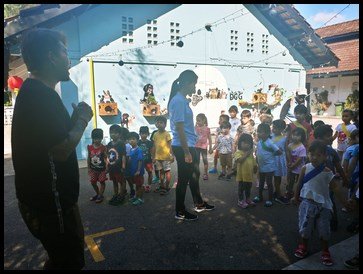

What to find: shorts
left=154, top=160, right=171, bottom=171
left=89, top=169, right=107, bottom=184
left=131, top=175, right=144, bottom=187
left=109, top=172, right=124, bottom=183
left=145, top=162, right=153, bottom=173
left=219, top=153, right=232, bottom=168
left=298, top=199, right=332, bottom=241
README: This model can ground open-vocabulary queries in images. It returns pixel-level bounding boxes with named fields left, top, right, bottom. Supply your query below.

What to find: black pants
left=18, top=202, right=85, bottom=270
left=172, top=146, right=204, bottom=212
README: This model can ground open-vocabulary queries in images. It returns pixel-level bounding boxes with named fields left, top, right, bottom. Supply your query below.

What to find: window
left=247, top=49, right=250, bottom=52
left=262, top=34, right=265, bottom=37
left=247, top=32, right=250, bottom=36
left=153, top=20, right=157, bottom=24
left=176, top=36, right=180, bottom=40
left=235, top=48, right=238, bottom=51
left=171, top=42, right=175, bottom=46
left=265, top=51, right=268, bottom=54
left=153, top=34, right=157, bottom=37
left=231, top=30, right=234, bottom=33
left=128, top=17, right=133, bottom=23
left=262, top=50, right=265, bottom=54
left=147, top=26, right=151, bottom=31
left=122, top=31, right=127, bottom=36
left=171, top=29, right=175, bottom=33
left=148, top=33, right=152, bottom=37
left=153, top=41, right=157, bottom=45
left=128, top=31, right=133, bottom=36
left=122, top=24, right=127, bottom=29
left=247, top=38, right=250, bottom=41
left=231, top=42, right=234, bottom=45
left=153, top=27, right=157, bottom=31
left=251, top=49, right=254, bottom=53
left=231, top=47, right=234, bottom=51
left=235, top=31, right=238, bottom=34
left=235, top=42, right=238, bottom=45
left=176, top=29, right=180, bottom=33
left=128, top=25, right=133, bottom=30
left=122, top=16, right=126, bottom=22
left=147, top=19, right=151, bottom=24
left=122, top=38, right=127, bottom=43
left=129, top=38, right=133, bottom=43
left=171, top=35, right=175, bottom=39
left=231, top=36, right=234, bottom=39
left=170, top=22, right=174, bottom=26
left=148, top=40, right=152, bottom=44
left=176, top=23, right=180, bottom=27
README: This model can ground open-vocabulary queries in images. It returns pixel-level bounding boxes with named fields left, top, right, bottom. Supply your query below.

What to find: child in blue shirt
left=128, top=132, right=145, bottom=206
left=253, top=123, right=282, bottom=207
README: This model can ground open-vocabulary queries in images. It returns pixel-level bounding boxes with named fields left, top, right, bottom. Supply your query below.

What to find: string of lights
left=84, top=8, right=250, bottom=59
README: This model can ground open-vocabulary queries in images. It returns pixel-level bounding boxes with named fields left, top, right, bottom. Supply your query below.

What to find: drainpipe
left=89, top=57, right=97, bottom=128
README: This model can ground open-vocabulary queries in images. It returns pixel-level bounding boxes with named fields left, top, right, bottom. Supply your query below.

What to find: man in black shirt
left=11, top=28, right=93, bottom=269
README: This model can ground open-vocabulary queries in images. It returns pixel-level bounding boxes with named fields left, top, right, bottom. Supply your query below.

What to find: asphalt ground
left=4, top=158, right=359, bottom=270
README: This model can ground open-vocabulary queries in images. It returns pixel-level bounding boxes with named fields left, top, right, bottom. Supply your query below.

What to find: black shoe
left=90, top=195, right=98, bottom=201
left=225, top=175, right=232, bottom=181
left=344, top=255, right=359, bottom=269
left=175, top=210, right=198, bottom=221
left=194, top=202, right=215, bottom=212
left=274, top=196, right=290, bottom=205
left=218, top=173, right=226, bottom=180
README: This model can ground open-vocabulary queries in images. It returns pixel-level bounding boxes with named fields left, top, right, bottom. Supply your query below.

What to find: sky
left=293, top=4, right=359, bottom=29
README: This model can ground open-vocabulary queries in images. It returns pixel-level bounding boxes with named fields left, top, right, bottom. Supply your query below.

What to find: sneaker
left=90, top=195, right=98, bottom=201
left=253, top=196, right=262, bottom=203
left=129, top=196, right=138, bottom=202
left=238, top=200, right=248, bottom=209
left=95, top=195, right=104, bottom=203
left=132, top=198, right=144, bottom=205
left=194, top=202, right=215, bottom=213
left=246, top=199, right=256, bottom=206
left=344, top=255, right=359, bottom=269
left=294, top=244, right=308, bottom=259
left=152, top=176, right=160, bottom=184
left=175, top=210, right=198, bottom=221
left=208, top=167, right=218, bottom=174
left=321, top=251, right=333, bottom=266
left=274, top=196, right=290, bottom=205
left=160, top=187, right=171, bottom=195
left=203, top=174, right=208, bottom=180
left=218, top=173, right=226, bottom=180
left=264, top=200, right=273, bottom=207
left=144, top=185, right=151, bottom=193
left=225, top=174, right=232, bottom=181
left=108, top=194, right=118, bottom=205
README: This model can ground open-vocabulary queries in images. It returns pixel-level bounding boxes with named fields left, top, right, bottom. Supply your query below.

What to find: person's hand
left=184, top=151, right=192, bottom=163
left=208, top=148, right=213, bottom=154
left=134, top=170, right=140, bottom=176
left=72, top=102, right=93, bottom=124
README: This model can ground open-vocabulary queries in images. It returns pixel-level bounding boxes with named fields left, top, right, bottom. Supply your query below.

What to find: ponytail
left=167, top=79, right=180, bottom=109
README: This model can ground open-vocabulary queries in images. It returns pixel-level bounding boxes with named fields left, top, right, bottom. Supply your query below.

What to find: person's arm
left=175, top=122, right=192, bottom=163
left=289, top=156, right=303, bottom=170
left=333, top=152, right=349, bottom=187
left=212, top=137, right=219, bottom=151
left=347, top=155, right=358, bottom=182
left=330, top=176, right=349, bottom=208
left=293, top=165, right=306, bottom=204
left=134, top=149, right=143, bottom=176
left=49, top=102, right=93, bottom=162
left=331, top=131, right=338, bottom=142
left=235, top=149, right=253, bottom=164
left=87, top=147, right=91, bottom=171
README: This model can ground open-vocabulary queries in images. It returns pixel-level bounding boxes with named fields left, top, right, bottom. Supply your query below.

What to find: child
left=138, top=126, right=153, bottom=192
left=128, top=132, right=145, bottom=205
left=293, top=140, right=349, bottom=266
left=209, top=114, right=230, bottom=174
left=150, top=129, right=160, bottom=184
left=106, top=124, right=127, bottom=206
left=228, top=105, right=241, bottom=139
left=313, top=124, right=349, bottom=231
left=342, top=129, right=359, bottom=206
left=332, top=109, right=357, bottom=160
left=212, top=121, right=234, bottom=180
left=259, top=106, right=273, bottom=126
left=308, top=120, right=325, bottom=145
left=271, top=119, right=289, bottom=205
left=151, top=116, right=174, bottom=194
left=253, top=123, right=282, bottom=207
left=87, top=128, right=107, bottom=203
left=195, top=113, right=213, bottom=180
left=120, top=127, right=135, bottom=199
left=235, top=133, right=257, bottom=208
left=285, top=127, right=307, bottom=200
left=286, top=105, right=313, bottom=148
left=234, top=109, right=255, bottom=152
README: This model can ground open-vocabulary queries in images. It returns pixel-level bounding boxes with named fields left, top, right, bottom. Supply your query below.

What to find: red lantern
left=8, top=76, right=23, bottom=90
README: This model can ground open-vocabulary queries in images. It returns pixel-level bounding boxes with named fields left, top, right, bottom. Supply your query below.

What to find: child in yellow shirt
left=234, top=133, right=257, bottom=208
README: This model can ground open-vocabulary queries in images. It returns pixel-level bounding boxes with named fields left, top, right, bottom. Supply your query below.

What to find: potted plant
left=311, top=90, right=332, bottom=115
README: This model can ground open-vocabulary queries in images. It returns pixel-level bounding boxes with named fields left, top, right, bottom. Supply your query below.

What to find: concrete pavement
left=4, top=154, right=359, bottom=270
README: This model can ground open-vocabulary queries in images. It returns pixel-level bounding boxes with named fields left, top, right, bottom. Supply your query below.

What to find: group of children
left=86, top=102, right=359, bottom=267
left=193, top=103, right=359, bottom=266
left=87, top=116, right=174, bottom=206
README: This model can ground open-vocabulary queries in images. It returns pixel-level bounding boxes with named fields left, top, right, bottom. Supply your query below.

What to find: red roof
left=315, top=19, right=359, bottom=38
left=307, top=19, right=359, bottom=75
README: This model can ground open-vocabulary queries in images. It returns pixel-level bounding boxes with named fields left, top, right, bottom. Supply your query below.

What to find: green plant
left=345, top=90, right=359, bottom=110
